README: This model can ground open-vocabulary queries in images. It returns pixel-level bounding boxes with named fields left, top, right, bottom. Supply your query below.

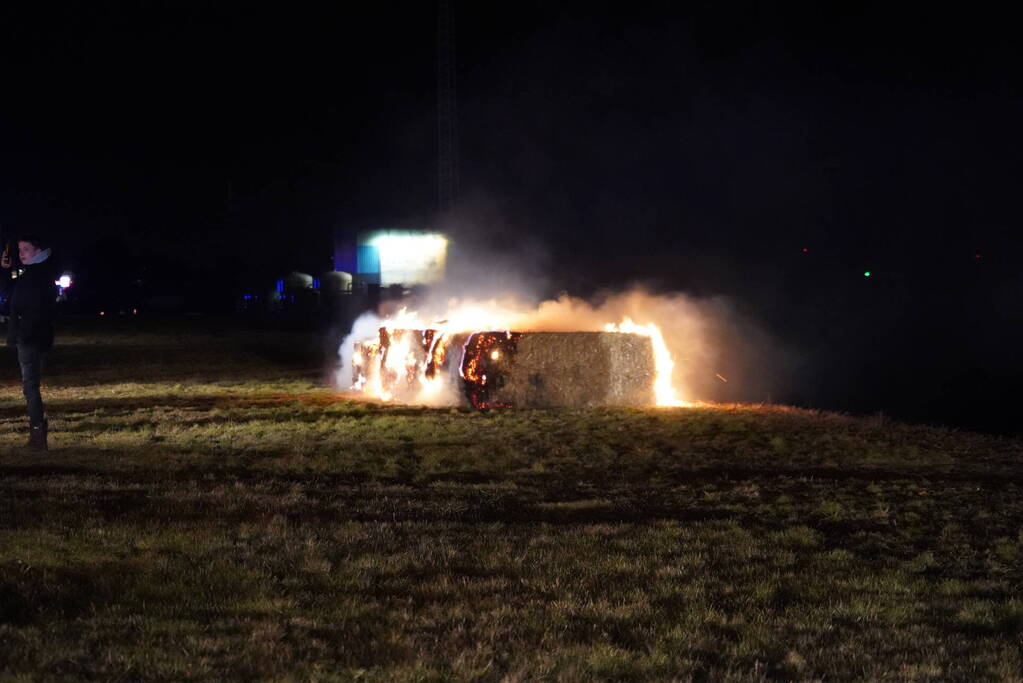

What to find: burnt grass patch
left=0, top=319, right=1022, bottom=680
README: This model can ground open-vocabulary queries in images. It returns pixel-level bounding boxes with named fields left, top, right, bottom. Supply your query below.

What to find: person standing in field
left=1, top=235, right=57, bottom=451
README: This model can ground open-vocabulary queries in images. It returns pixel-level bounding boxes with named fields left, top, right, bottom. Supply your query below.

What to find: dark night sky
left=1, top=2, right=1021, bottom=429
left=3, top=2, right=1018, bottom=277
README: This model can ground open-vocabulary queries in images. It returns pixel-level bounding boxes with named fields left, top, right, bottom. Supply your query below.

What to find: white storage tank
left=320, top=271, right=353, bottom=293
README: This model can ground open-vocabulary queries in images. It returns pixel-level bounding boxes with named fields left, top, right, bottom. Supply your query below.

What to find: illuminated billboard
left=357, top=230, right=448, bottom=286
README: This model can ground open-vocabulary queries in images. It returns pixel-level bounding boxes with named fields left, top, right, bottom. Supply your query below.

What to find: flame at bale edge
left=604, top=317, right=684, bottom=407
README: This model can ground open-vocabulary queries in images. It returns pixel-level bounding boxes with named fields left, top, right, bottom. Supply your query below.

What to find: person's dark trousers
left=17, top=343, right=47, bottom=427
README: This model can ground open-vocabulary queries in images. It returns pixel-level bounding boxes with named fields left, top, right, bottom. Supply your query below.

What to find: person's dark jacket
left=2, top=258, right=58, bottom=351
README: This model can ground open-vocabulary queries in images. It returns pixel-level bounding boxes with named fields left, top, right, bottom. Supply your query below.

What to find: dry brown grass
left=1, top=317, right=1021, bottom=680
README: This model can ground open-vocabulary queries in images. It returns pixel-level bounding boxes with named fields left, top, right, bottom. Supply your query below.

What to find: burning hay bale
left=353, top=328, right=656, bottom=409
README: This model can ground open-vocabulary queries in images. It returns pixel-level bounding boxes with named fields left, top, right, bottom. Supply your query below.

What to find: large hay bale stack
left=353, top=329, right=656, bottom=409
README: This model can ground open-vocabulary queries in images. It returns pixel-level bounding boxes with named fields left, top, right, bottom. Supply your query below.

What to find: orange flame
left=603, top=318, right=684, bottom=406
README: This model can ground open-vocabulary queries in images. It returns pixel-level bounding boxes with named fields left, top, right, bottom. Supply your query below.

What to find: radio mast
left=437, top=0, right=459, bottom=214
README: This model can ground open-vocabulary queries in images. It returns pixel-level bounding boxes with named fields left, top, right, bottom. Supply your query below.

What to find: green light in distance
left=863, top=271, right=871, bottom=277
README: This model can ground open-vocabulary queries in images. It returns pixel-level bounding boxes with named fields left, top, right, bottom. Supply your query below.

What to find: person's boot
left=26, top=419, right=48, bottom=452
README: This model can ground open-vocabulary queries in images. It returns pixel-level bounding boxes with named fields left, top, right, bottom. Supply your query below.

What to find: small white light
left=490, top=350, right=500, bottom=360
left=56, top=275, right=72, bottom=288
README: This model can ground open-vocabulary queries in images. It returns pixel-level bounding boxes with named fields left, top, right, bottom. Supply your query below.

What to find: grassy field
left=1, top=318, right=1021, bottom=681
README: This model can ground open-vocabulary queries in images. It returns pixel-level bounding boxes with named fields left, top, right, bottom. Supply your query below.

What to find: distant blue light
left=357, top=245, right=381, bottom=274
left=275, top=279, right=284, bottom=293
left=312, top=278, right=321, bottom=289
